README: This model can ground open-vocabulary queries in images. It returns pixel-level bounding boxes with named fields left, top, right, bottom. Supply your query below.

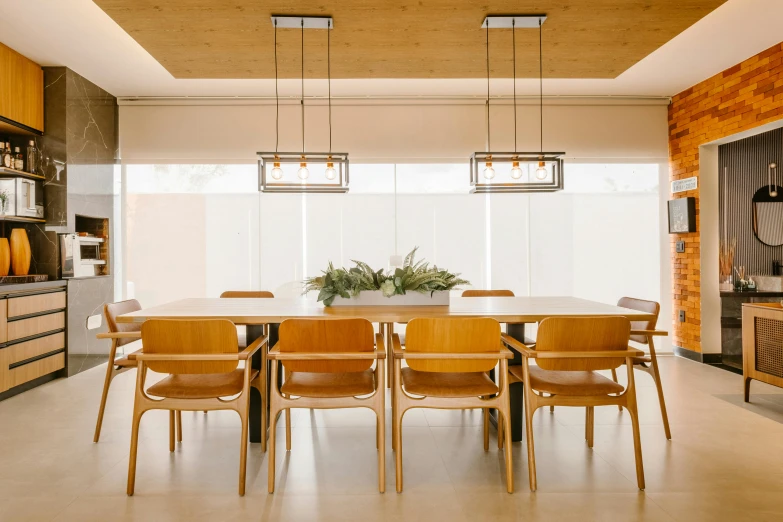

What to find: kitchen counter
left=720, top=290, right=783, bottom=297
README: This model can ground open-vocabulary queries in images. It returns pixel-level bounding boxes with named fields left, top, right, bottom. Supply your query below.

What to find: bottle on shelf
left=13, top=147, right=23, bottom=171
left=26, top=140, right=37, bottom=174
left=2, top=142, right=12, bottom=169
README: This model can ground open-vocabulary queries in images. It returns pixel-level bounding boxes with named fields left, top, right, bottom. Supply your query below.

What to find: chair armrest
left=375, top=333, right=386, bottom=356
left=96, top=331, right=141, bottom=340
left=392, top=333, right=404, bottom=359
left=135, top=353, right=243, bottom=361
left=501, top=333, right=537, bottom=357
left=397, top=349, right=513, bottom=360
left=238, top=334, right=269, bottom=360
left=267, top=346, right=385, bottom=360
left=534, top=348, right=645, bottom=359
left=630, top=329, right=668, bottom=337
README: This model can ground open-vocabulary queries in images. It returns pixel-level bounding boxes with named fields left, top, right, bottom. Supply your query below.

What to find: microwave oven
left=0, top=177, right=44, bottom=219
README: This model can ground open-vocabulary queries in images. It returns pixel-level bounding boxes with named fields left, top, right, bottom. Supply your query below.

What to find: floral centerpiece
left=304, top=247, right=469, bottom=306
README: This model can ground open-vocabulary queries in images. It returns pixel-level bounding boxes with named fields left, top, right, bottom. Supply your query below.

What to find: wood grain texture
left=92, top=0, right=726, bottom=80
left=140, top=319, right=240, bottom=375
left=9, top=229, right=30, bottom=277
left=220, top=291, right=274, bottom=298
left=8, top=291, right=66, bottom=318
left=462, top=289, right=514, bottom=297
left=278, top=318, right=374, bottom=373
left=534, top=316, right=631, bottom=371
left=5, top=332, right=65, bottom=365
left=405, top=317, right=500, bottom=373
left=7, top=312, right=65, bottom=341
left=0, top=42, right=44, bottom=131
left=7, top=353, right=64, bottom=388
left=116, top=296, right=657, bottom=325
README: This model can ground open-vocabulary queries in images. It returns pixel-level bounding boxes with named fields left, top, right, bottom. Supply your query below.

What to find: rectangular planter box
left=329, top=291, right=449, bottom=306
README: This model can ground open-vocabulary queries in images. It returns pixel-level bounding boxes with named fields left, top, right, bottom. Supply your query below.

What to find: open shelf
left=0, top=166, right=45, bottom=181
left=0, top=215, right=45, bottom=224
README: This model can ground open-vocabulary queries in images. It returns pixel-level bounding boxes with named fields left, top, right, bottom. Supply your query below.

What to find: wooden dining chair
left=392, top=317, right=515, bottom=493
left=503, top=316, right=645, bottom=491
left=615, top=297, right=671, bottom=439
left=126, top=319, right=267, bottom=496
left=267, top=318, right=386, bottom=493
left=94, top=299, right=174, bottom=443
left=461, top=289, right=516, bottom=449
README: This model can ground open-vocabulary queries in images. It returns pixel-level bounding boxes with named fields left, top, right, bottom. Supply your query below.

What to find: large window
left=123, top=162, right=661, bottom=321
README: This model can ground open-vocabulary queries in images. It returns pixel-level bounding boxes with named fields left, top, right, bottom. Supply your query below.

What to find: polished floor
left=2, top=356, right=783, bottom=521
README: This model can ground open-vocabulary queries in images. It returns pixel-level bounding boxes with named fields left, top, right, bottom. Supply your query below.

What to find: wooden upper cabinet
left=0, top=42, right=44, bottom=133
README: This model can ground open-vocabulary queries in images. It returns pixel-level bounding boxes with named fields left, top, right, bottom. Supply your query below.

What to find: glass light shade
left=271, top=162, right=283, bottom=180
left=510, top=160, right=523, bottom=179
left=535, top=161, right=548, bottom=180
left=297, top=162, right=310, bottom=180
left=325, top=161, right=336, bottom=180
left=483, top=162, right=495, bottom=179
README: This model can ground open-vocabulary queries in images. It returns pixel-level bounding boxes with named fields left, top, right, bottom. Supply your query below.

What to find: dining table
left=117, top=295, right=658, bottom=443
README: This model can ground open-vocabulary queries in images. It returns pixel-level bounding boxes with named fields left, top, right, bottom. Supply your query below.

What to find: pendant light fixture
left=470, top=15, right=564, bottom=194
left=258, top=15, right=349, bottom=193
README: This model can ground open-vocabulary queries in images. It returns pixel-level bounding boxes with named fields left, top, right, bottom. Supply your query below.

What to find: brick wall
left=668, top=42, right=783, bottom=353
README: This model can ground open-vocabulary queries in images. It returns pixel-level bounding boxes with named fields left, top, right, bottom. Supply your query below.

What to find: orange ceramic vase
left=0, top=238, right=9, bottom=277
left=10, top=229, right=31, bottom=276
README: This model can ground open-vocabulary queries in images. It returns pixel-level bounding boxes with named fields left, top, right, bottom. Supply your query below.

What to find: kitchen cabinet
left=0, top=42, right=44, bottom=134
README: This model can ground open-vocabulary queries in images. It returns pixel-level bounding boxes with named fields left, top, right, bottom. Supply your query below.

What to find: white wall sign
left=671, top=176, right=698, bottom=193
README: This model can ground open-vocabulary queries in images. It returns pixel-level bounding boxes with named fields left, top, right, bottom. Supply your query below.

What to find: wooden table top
left=117, top=296, right=657, bottom=325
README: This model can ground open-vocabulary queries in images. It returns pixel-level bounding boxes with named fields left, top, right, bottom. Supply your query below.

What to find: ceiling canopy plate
left=481, top=15, right=546, bottom=29
left=271, top=15, right=333, bottom=29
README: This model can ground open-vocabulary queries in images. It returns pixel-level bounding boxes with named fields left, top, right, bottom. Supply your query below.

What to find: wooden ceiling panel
left=93, top=1, right=728, bottom=80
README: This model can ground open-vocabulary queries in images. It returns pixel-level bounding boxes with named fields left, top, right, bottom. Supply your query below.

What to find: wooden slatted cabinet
left=0, top=284, right=67, bottom=397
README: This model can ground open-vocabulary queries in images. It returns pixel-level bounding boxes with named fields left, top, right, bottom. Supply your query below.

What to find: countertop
left=0, top=280, right=66, bottom=295
left=721, top=290, right=783, bottom=297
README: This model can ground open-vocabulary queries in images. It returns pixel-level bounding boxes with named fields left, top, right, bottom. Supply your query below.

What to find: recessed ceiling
left=92, top=0, right=727, bottom=80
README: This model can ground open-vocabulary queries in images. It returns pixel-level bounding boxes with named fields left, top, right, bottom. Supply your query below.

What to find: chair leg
left=377, top=408, right=386, bottom=493
left=176, top=410, right=183, bottom=443
left=268, top=406, right=278, bottom=494
left=483, top=404, right=490, bottom=451
left=285, top=408, right=292, bottom=451
left=169, top=411, right=175, bottom=452
left=611, top=368, right=622, bottom=411
left=522, top=384, right=537, bottom=491
left=127, top=409, right=144, bottom=496
left=394, top=409, right=404, bottom=493
left=238, top=407, right=249, bottom=496
left=588, top=407, right=594, bottom=442
left=647, top=348, right=672, bottom=440
left=549, top=394, right=555, bottom=413
left=497, top=412, right=504, bottom=449
left=501, top=407, right=513, bottom=493
left=626, top=362, right=645, bottom=490
left=94, top=367, right=116, bottom=443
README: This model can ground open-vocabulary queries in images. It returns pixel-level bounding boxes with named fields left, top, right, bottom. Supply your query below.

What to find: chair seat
left=508, top=365, right=624, bottom=396
left=147, top=369, right=259, bottom=399
left=401, top=367, right=498, bottom=398
left=281, top=370, right=375, bottom=398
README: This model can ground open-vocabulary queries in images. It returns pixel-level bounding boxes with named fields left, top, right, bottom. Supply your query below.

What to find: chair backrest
left=617, top=297, right=660, bottom=344
left=278, top=318, right=374, bottom=373
left=220, top=290, right=274, bottom=298
left=535, top=316, right=630, bottom=371
left=140, top=319, right=239, bottom=375
left=462, top=289, right=515, bottom=297
left=105, top=299, right=142, bottom=347
left=405, top=317, right=500, bottom=373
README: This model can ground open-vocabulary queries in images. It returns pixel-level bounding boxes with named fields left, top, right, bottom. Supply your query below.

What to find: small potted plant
left=0, top=189, right=9, bottom=215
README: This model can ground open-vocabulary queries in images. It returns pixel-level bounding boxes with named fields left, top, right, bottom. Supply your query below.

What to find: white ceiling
left=0, top=0, right=781, bottom=99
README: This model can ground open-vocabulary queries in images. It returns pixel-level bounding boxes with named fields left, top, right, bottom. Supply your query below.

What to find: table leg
left=249, top=323, right=279, bottom=444
left=489, top=323, right=526, bottom=443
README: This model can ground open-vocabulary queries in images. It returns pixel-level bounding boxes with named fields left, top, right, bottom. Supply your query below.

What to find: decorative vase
left=10, top=228, right=31, bottom=276
left=0, top=238, right=9, bottom=277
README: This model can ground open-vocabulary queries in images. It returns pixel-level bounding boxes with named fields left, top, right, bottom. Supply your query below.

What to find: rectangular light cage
left=470, top=152, right=565, bottom=193
left=258, top=152, right=349, bottom=193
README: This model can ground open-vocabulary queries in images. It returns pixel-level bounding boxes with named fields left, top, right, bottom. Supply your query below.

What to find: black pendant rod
left=328, top=19, right=332, bottom=154
left=512, top=19, right=517, bottom=153
left=539, top=17, right=543, bottom=153
left=301, top=18, right=305, bottom=155
left=274, top=19, right=279, bottom=153
left=486, top=19, right=491, bottom=152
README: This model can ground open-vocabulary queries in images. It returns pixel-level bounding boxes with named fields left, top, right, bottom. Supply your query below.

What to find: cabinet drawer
left=7, top=352, right=64, bottom=388
left=8, top=292, right=66, bottom=318
left=5, top=332, right=65, bottom=366
left=8, top=312, right=65, bottom=341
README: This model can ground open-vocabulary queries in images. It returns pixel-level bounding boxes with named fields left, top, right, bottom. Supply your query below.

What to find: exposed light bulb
left=510, top=160, right=522, bottom=179
left=298, top=161, right=309, bottom=180
left=535, top=161, right=548, bottom=180
left=325, top=161, right=336, bottom=180
left=271, top=161, right=283, bottom=180
left=483, top=161, right=495, bottom=180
